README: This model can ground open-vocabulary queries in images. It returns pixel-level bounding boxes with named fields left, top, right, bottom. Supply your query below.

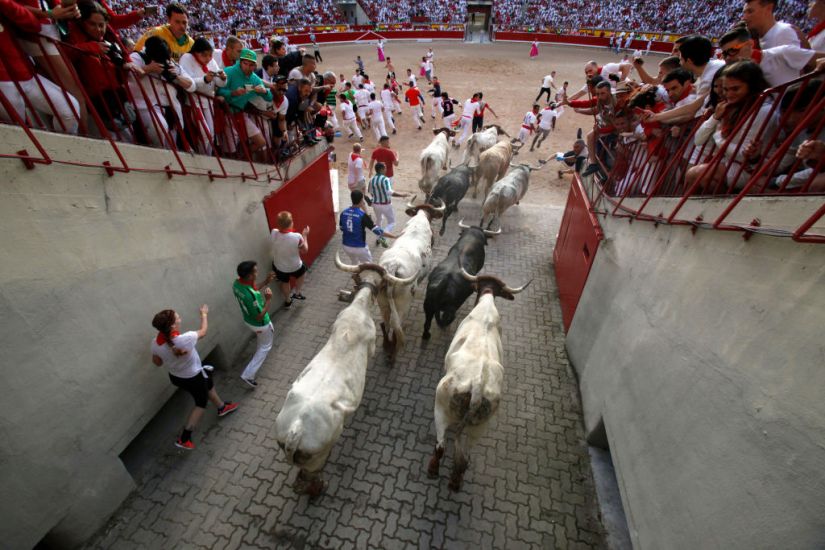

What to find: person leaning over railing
left=686, top=61, right=778, bottom=193
left=65, top=0, right=136, bottom=138
left=133, top=2, right=193, bottom=63
left=127, top=35, right=194, bottom=146
left=0, top=0, right=80, bottom=134
left=216, top=48, right=272, bottom=155
left=179, top=36, right=226, bottom=155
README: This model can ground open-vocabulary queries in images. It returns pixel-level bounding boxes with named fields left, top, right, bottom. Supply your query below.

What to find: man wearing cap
left=339, top=190, right=399, bottom=264
left=217, top=49, right=273, bottom=153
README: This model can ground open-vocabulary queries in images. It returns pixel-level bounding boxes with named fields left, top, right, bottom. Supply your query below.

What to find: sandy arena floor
left=317, top=40, right=661, bottom=207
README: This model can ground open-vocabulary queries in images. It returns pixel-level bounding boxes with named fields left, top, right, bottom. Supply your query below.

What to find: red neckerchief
left=807, top=20, right=825, bottom=39
left=274, top=95, right=285, bottom=108
left=156, top=330, right=180, bottom=345
left=237, top=278, right=257, bottom=290
left=350, top=153, right=361, bottom=161
left=221, top=50, right=232, bottom=68
left=751, top=49, right=763, bottom=64
left=278, top=228, right=294, bottom=233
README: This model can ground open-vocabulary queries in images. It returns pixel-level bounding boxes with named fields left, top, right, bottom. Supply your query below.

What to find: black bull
left=422, top=225, right=491, bottom=339
left=427, top=165, right=472, bottom=236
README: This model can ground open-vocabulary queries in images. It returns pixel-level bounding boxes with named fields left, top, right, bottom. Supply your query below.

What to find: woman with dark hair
left=179, top=36, right=226, bottom=154
left=687, top=61, right=776, bottom=191
left=151, top=304, right=238, bottom=450
left=65, top=0, right=135, bottom=136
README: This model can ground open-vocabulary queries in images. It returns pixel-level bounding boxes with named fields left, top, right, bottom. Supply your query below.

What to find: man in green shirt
left=232, top=261, right=276, bottom=388
left=217, top=48, right=274, bottom=154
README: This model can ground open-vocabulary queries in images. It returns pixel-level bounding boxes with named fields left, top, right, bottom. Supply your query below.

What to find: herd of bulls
left=274, top=126, right=543, bottom=497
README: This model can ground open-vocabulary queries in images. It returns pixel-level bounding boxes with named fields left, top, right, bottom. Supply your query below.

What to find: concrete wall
left=565, top=199, right=825, bottom=549
left=0, top=126, right=322, bottom=549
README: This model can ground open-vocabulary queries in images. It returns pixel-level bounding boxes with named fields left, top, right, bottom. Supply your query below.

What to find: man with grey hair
left=320, top=71, right=339, bottom=130
left=558, top=136, right=589, bottom=179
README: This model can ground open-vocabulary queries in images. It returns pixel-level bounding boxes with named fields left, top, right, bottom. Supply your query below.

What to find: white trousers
left=383, top=108, right=395, bottom=132
left=411, top=104, right=423, bottom=128
left=443, top=114, right=456, bottom=129
left=343, top=118, right=362, bottom=139
left=357, top=105, right=368, bottom=123
left=328, top=108, right=339, bottom=129
left=431, top=96, right=442, bottom=117
left=371, top=116, right=387, bottom=140
left=343, top=244, right=373, bottom=264
left=372, top=202, right=395, bottom=232
left=456, top=117, right=473, bottom=145
left=0, top=78, right=79, bottom=135
left=241, top=321, right=274, bottom=381
left=517, top=127, right=531, bottom=143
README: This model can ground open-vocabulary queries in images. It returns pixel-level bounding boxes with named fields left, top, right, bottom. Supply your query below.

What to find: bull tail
left=455, top=384, right=485, bottom=437
left=283, top=420, right=303, bottom=465
left=388, top=287, right=405, bottom=349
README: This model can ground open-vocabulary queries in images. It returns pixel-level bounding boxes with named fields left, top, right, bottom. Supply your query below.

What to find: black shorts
left=169, top=371, right=213, bottom=408
left=273, top=262, right=307, bottom=283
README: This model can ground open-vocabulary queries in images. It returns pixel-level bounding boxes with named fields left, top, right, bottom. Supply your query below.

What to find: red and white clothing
left=760, top=21, right=800, bottom=49
left=0, top=0, right=79, bottom=133
left=379, top=89, right=396, bottom=132
left=211, top=49, right=236, bottom=71
left=751, top=45, right=817, bottom=87
left=456, top=98, right=479, bottom=145
left=368, top=99, right=386, bottom=140
left=340, top=100, right=362, bottom=139
left=151, top=331, right=205, bottom=379
left=348, top=152, right=365, bottom=190
left=517, top=110, right=538, bottom=142
left=271, top=229, right=304, bottom=273
left=180, top=53, right=227, bottom=153
left=405, top=87, right=424, bottom=128
left=537, top=106, right=557, bottom=132
left=809, top=21, right=825, bottom=51
left=354, top=88, right=370, bottom=120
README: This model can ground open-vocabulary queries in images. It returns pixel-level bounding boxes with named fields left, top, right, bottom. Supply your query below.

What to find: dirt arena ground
left=318, top=40, right=662, bottom=206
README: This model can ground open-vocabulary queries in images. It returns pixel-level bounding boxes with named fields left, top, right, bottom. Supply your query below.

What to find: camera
left=106, top=41, right=126, bottom=67
left=160, top=62, right=178, bottom=84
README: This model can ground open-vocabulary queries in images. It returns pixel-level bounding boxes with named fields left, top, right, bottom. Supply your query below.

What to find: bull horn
left=503, top=279, right=532, bottom=295
left=432, top=201, right=446, bottom=213
left=405, top=194, right=418, bottom=209
left=458, top=219, right=471, bottom=229
left=482, top=227, right=502, bottom=236
left=460, top=267, right=479, bottom=283
left=335, top=251, right=360, bottom=273
left=385, top=270, right=417, bottom=285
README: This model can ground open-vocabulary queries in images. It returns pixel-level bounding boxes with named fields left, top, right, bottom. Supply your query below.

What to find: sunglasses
left=721, top=43, right=746, bottom=58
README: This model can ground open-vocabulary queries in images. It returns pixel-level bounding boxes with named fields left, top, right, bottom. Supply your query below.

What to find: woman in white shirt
left=151, top=305, right=237, bottom=450
left=688, top=61, right=776, bottom=193
left=179, top=37, right=227, bottom=155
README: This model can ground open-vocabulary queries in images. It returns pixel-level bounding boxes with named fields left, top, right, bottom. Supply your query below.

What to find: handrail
left=0, top=29, right=321, bottom=183
left=582, top=69, right=825, bottom=243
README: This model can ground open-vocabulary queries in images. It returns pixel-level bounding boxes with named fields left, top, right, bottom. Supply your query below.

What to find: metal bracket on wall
left=743, top=218, right=761, bottom=241
left=17, top=150, right=35, bottom=170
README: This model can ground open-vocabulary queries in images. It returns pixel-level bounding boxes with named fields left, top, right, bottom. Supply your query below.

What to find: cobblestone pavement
left=86, top=196, right=606, bottom=549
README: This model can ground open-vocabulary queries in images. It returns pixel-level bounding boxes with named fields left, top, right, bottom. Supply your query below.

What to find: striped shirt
left=368, top=174, right=393, bottom=204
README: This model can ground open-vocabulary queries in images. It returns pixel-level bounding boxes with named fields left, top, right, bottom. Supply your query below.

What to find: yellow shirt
left=134, top=25, right=194, bottom=62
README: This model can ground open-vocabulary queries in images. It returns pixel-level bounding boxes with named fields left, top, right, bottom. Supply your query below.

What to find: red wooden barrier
left=262, top=153, right=335, bottom=267
left=494, top=31, right=673, bottom=53
left=554, top=174, right=604, bottom=332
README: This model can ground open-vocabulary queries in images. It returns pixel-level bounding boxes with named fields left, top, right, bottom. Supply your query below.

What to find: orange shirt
left=405, top=87, right=422, bottom=106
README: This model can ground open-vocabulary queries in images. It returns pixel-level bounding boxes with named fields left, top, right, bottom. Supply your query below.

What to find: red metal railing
left=584, top=70, right=825, bottom=243
left=0, top=30, right=320, bottom=183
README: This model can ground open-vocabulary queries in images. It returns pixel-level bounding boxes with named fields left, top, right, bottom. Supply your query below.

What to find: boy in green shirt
left=233, top=261, right=276, bottom=388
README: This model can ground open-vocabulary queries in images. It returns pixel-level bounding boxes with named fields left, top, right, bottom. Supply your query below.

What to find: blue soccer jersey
left=340, top=206, right=382, bottom=247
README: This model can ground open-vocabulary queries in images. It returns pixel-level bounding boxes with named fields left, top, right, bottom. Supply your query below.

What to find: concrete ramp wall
left=0, top=126, right=327, bottom=548
left=565, top=206, right=825, bottom=549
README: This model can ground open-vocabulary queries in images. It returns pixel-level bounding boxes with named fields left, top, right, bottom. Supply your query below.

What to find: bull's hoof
left=427, top=459, right=440, bottom=479
left=422, top=331, right=431, bottom=340
left=448, top=477, right=463, bottom=492
left=304, top=479, right=327, bottom=498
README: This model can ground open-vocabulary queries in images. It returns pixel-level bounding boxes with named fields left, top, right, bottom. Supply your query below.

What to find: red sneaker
left=218, top=402, right=239, bottom=417
left=175, top=439, right=195, bottom=450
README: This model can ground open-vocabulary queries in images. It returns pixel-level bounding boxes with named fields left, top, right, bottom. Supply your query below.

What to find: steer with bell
left=428, top=270, right=530, bottom=491
left=422, top=220, right=500, bottom=339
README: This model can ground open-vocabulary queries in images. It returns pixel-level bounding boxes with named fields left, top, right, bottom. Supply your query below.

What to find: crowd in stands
left=550, top=0, right=825, bottom=196
left=494, top=0, right=811, bottom=37
left=358, top=0, right=466, bottom=25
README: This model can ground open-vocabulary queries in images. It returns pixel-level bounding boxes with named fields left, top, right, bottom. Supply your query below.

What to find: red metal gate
left=262, top=153, right=336, bottom=267
left=554, top=175, right=604, bottom=332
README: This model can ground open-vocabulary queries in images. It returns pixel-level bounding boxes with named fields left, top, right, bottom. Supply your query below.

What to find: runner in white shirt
left=271, top=211, right=309, bottom=304
left=339, top=95, right=363, bottom=141
left=454, top=95, right=480, bottom=147
left=367, top=94, right=387, bottom=141
left=347, top=142, right=366, bottom=191
left=517, top=104, right=540, bottom=144
left=352, top=71, right=364, bottom=88
left=380, top=85, right=397, bottom=135
left=363, top=77, right=376, bottom=94
left=407, top=68, right=417, bottom=88
left=530, top=104, right=558, bottom=151
left=535, top=71, right=557, bottom=103
left=354, top=85, right=371, bottom=128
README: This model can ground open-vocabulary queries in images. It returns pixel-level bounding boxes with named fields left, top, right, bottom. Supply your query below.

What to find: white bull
left=376, top=198, right=444, bottom=359
left=419, top=128, right=454, bottom=197
left=473, top=139, right=518, bottom=200
left=427, top=270, right=530, bottom=491
left=480, top=161, right=545, bottom=229
left=275, top=260, right=413, bottom=496
left=461, top=125, right=509, bottom=170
